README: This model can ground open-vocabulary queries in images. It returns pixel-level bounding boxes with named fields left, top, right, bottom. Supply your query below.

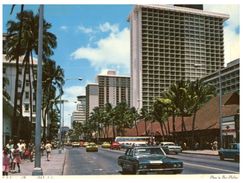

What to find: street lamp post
left=32, top=5, right=44, bottom=176
left=58, top=77, right=83, bottom=153
left=219, top=69, right=223, bottom=149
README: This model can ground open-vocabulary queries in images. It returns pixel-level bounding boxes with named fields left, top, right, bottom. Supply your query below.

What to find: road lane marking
left=184, top=162, right=239, bottom=174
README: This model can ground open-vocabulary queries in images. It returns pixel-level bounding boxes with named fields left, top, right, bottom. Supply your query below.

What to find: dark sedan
left=218, top=143, right=240, bottom=162
left=118, top=146, right=183, bottom=174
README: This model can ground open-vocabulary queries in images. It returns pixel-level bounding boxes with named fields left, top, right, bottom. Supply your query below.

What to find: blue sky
left=2, top=3, right=240, bottom=127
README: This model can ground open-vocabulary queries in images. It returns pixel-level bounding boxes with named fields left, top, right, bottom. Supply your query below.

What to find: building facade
left=129, top=5, right=229, bottom=110
left=71, top=95, right=86, bottom=126
left=3, top=54, right=37, bottom=124
left=97, top=71, right=130, bottom=108
left=202, top=58, right=240, bottom=95
left=86, top=83, right=99, bottom=120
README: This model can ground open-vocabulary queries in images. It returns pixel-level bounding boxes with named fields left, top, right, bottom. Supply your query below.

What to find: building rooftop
left=128, top=4, right=229, bottom=21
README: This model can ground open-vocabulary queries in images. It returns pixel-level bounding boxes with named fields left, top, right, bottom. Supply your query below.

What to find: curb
left=181, top=151, right=218, bottom=156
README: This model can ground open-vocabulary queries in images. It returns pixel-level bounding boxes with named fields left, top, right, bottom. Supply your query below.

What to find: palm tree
left=188, top=79, right=216, bottom=147
left=161, top=90, right=178, bottom=141
left=5, top=5, right=24, bottom=140
left=103, top=103, right=113, bottom=138
left=130, top=107, right=140, bottom=136
left=139, top=107, right=151, bottom=136
left=113, top=102, right=132, bottom=136
left=42, top=59, right=65, bottom=141
left=152, top=99, right=170, bottom=137
left=5, top=9, right=57, bottom=139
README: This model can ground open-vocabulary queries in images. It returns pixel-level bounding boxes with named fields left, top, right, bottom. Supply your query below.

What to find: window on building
left=18, top=80, right=22, bottom=88
left=3, top=67, right=6, bottom=74
left=24, top=104, right=29, bottom=111
left=25, top=92, right=29, bottom=99
left=17, top=92, right=22, bottom=99
left=33, top=105, right=36, bottom=113
left=26, top=80, right=30, bottom=87
left=18, top=69, right=22, bottom=75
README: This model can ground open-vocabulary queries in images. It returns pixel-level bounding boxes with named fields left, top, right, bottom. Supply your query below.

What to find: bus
left=114, top=136, right=155, bottom=148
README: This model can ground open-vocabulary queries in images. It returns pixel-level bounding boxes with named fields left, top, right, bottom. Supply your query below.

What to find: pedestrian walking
left=41, top=142, right=45, bottom=156
left=45, top=141, right=52, bottom=161
left=12, top=144, right=21, bottom=173
left=2, top=148, right=10, bottom=176
left=28, top=141, right=34, bottom=162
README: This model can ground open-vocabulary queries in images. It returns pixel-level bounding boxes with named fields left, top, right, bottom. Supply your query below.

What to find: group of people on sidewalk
left=2, top=139, right=53, bottom=176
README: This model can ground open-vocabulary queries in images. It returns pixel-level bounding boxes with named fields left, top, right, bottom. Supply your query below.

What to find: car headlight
left=173, top=164, right=177, bottom=168
left=177, top=163, right=182, bottom=168
left=139, top=164, right=147, bottom=169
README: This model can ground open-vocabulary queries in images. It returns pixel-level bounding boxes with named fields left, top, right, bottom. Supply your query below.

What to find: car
left=82, top=142, right=89, bottom=147
left=118, top=146, right=183, bottom=174
left=101, top=142, right=111, bottom=148
left=218, top=143, right=240, bottom=162
left=160, top=142, right=182, bottom=154
left=86, top=142, right=98, bottom=152
left=72, top=141, right=80, bottom=148
left=110, top=141, right=121, bottom=150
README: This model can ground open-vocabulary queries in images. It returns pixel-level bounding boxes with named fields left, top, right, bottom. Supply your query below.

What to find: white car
left=160, top=142, right=182, bottom=154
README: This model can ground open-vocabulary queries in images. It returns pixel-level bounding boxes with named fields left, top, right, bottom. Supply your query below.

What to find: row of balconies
left=141, top=15, right=222, bottom=23
left=142, top=22, right=222, bottom=30
left=141, top=28, right=224, bottom=36
left=141, top=23, right=223, bottom=32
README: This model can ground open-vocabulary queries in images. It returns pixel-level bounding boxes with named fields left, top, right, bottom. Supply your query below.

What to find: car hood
left=136, top=155, right=182, bottom=163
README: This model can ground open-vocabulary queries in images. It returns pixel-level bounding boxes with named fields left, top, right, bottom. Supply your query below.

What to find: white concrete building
left=128, top=4, right=229, bottom=110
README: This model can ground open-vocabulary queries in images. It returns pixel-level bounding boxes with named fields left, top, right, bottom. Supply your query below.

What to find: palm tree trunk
left=191, top=111, right=197, bottom=149
left=17, top=56, right=29, bottom=138
left=12, top=56, right=20, bottom=140
left=159, top=122, right=165, bottom=137
left=28, top=59, right=33, bottom=135
left=181, top=116, right=186, bottom=132
left=144, top=119, right=147, bottom=135
left=172, top=113, right=176, bottom=142
left=167, top=119, right=171, bottom=135
left=163, top=122, right=168, bottom=136
left=11, top=5, right=24, bottom=141
left=135, top=120, right=139, bottom=136
left=112, top=122, right=116, bottom=139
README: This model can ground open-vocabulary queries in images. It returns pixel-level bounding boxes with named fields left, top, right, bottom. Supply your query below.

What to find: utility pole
left=32, top=4, right=44, bottom=175
left=219, top=69, right=223, bottom=149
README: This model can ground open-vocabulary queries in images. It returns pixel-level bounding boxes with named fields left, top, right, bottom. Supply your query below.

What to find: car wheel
left=173, top=170, right=183, bottom=174
left=220, top=154, right=224, bottom=160
left=121, top=164, right=128, bottom=174
left=132, top=165, right=139, bottom=174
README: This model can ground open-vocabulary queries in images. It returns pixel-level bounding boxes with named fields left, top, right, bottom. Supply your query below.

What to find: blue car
left=118, top=146, right=183, bottom=174
left=218, top=143, right=239, bottom=162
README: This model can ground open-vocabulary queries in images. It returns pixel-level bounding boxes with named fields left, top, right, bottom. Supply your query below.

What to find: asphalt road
left=63, top=146, right=239, bottom=175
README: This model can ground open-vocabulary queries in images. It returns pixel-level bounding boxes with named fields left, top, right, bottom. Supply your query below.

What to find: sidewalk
left=182, top=149, right=219, bottom=156
left=8, top=148, right=66, bottom=176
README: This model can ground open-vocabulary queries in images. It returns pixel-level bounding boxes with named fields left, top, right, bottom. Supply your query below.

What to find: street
left=63, top=146, right=239, bottom=175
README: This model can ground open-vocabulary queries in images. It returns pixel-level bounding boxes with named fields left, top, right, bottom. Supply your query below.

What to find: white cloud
left=60, top=25, right=68, bottom=31
left=71, top=26, right=130, bottom=72
left=78, top=25, right=93, bottom=34
left=99, top=22, right=119, bottom=33
left=205, top=4, right=240, bottom=64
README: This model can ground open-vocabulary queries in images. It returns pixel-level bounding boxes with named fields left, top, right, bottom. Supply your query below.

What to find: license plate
left=149, top=160, right=162, bottom=164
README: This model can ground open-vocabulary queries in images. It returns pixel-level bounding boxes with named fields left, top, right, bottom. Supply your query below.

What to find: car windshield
left=135, top=147, right=165, bottom=156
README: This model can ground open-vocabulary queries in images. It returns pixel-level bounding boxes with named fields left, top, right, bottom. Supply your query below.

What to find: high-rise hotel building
left=86, top=83, right=99, bottom=120
left=97, top=70, right=130, bottom=108
left=129, top=5, right=229, bottom=110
